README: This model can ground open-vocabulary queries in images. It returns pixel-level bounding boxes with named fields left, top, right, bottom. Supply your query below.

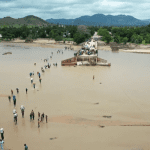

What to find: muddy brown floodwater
left=0, top=43, right=150, bottom=150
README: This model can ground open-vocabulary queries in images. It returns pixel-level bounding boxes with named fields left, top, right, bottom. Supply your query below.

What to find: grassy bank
left=63, top=38, right=74, bottom=41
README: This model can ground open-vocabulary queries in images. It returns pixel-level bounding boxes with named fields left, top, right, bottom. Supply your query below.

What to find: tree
left=122, top=37, right=128, bottom=44
left=102, top=34, right=112, bottom=44
left=20, top=25, right=30, bottom=39
left=48, top=31, right=52, bottom=38
left=131, top=34, right=143, bottom=44
left=73, top=33, right=85, bottom=44
left=144, top=34, right=150, bottom=43
left=97, top=28, right=109, bottom=36
left=114, top=35, right=121, bottom=44
left=131, top=34, right=136, bottom=43
left=55, top=36, right=63, bottom=41
left=51, top=30, right=55, bottom=38
left=137, top=35, right=143, bottom=44
left=21, top=31, right=27, bottom=39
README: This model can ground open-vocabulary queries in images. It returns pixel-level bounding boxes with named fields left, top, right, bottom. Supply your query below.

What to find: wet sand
left=0, top=42, right=150, bottom=150
left=122, top=49, right=150, bottom=54
left=1, top=39, right=81, bottom=51
left=98, top=46, right=150, bottom=54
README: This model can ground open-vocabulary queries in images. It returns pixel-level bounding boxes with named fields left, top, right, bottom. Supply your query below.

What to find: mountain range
left=0, top=14, right=150, bottom=27
left=46, top=14, right=150, bottom=26
left=0, top=15, right=51, bottom=26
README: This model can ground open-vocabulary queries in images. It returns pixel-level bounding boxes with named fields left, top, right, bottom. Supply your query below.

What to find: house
left=0, top=34, right=2, bottom=39
left=63, top=31, right=70, bottom=37
left=109, top=32, right=112, bottom=35
left=85, top=38, right=97, bottom=49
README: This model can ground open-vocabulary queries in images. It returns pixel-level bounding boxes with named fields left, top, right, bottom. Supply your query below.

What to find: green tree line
left=0, top=24, right=94, bottom=44
left=97, top=24, right=150, bottom=44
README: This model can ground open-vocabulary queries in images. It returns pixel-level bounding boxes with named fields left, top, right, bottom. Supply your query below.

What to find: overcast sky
left=0, top=0, right=149, bottom=20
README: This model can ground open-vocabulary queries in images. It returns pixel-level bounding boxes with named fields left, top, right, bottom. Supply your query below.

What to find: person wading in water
left=39, top=78, right=42, bottom=84
left=30, top=112, right=32, bottom=122
left=41, top=115, right=43, bottom=122
left=0, top=128, right=4, bottom=141
left=38, top=112, right=40, bottom=118
left=20, top=105, right=25, bottom=118
left=11, top=89, right=13, bottom=95
left=46, top=115, right=48, bottom=123
left=16, top=88, right=19, bottom=94
left=38, top=119, right=41, bottom=128
left=26, top=88, right=28, bottom=94
left=42, top=113, right=45, bottom=120
left=14, top=112, right=18, bottom=125
left=31, top=78, right=33, bottom=84
left=13, top=95, right=16, bottom=107
left=8, top=96, right=11, bottom=102
left=33, top=83, right=35, bottom=89
left=0, top=139, right=4, bottom=150
left=24, top=144, right=28, bottom=150
left=31, top=110, right=35, bottom=120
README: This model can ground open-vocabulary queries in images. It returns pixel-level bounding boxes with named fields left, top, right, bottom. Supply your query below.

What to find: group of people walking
left=2, top=50, right=65, bottom=150
left=9, top=88, right=28, bottom=106
left=8, top=87, right=48, bottom=127
left=38, top=112, right=48, bottom=128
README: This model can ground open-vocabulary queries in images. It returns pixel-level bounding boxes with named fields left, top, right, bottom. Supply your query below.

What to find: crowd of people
left=0, top=49, right=66, bottom=149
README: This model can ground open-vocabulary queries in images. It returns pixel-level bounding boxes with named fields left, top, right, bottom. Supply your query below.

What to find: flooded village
left=1, top=0, right=150, bottom=148
left=0, top=31, right=150, bottom=150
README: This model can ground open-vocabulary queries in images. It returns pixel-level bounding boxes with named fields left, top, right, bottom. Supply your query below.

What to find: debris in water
left=49, top=137, right=57, bottom=140
left=98, top=125, right=105, bottom=128
left=94, top=102, right=99, bottom=104
left=2, top=52, right=12, bottom=55
left=103, top=116, right=112, bottom=118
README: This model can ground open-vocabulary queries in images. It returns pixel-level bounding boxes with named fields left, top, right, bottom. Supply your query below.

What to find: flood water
left=0, top=43, right=150, bottom=150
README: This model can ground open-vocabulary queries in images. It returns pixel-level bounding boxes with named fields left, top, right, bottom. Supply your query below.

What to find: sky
left=0, top=0, right=149, bottom=20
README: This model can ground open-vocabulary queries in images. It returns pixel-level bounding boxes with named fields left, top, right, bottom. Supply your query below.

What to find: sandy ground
left=98, top=46, right=150, bottom=54
left=122, top=49, right=150, bottom=54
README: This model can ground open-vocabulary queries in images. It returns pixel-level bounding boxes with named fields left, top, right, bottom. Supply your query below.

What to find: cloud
left=0, top=0, right=149, bottom=20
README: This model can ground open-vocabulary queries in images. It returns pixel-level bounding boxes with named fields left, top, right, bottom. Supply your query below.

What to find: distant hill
left=0, top=14, right=150, bottom=27
left=46, top=14, right=150, bottom=26
left=0, top=15, right=52, bottom=26
left=141, top=19, right=150, bottom=23
left=45, top=18, right=74, bottom=26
